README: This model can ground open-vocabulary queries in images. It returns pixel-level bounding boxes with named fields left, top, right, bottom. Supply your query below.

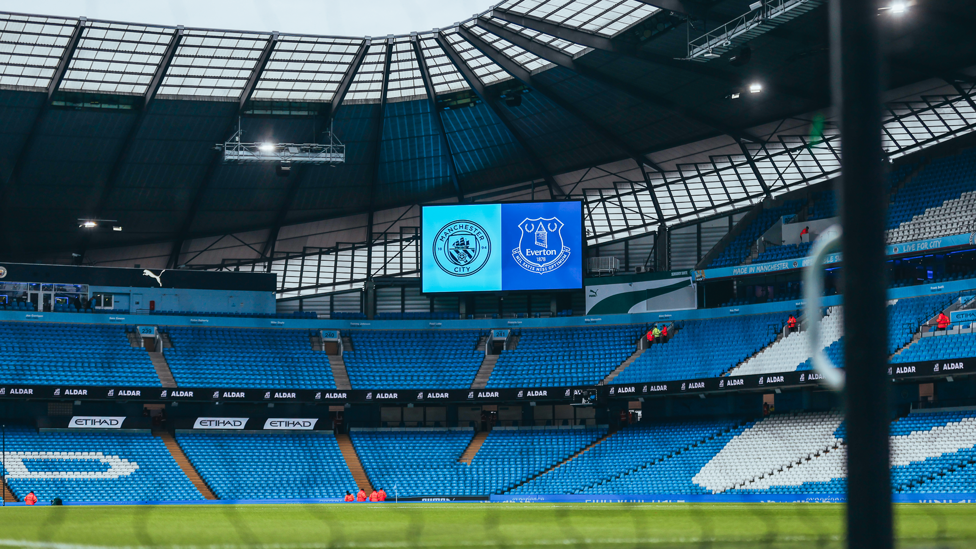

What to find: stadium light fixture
left=78, top=218, right=119, bottom=230
left=889, top=1, right=907, bottom=14
left=258, top=142, right=275, bottom=152
left=81, top=221, right=97, bottom=228
left=749, top=82, right=763, bottom=94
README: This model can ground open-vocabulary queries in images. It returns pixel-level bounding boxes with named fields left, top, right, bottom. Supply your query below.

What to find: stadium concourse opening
left=1, top=0, right=976, bottom=547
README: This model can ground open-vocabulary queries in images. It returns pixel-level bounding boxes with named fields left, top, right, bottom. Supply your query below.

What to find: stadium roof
left=0, top=0, right=975, bottom=266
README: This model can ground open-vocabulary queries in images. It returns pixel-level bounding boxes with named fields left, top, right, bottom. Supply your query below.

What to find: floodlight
left=749, top=82, right=763, bottom=94
left=113, top=226, right=123, bottom=232
left=731, top=92, right=741, bottom=99
left=889, top=1, right=907, bottom=14
left=258, top=142, right=275, bottom=152
left=82, top=221, right=97, bottom=228
left=749, top=1, right=763, bottom=10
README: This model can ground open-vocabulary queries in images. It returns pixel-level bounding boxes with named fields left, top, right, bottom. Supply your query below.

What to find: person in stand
left=787, top=314, right=798, bottom=333
left=646, top=327, right=654, bottom=346
left=369, top=489, right=379, bottom=502
left=937, top=312, right=951, bottom=331
left=800, top=226, right=810, bottom=236
left=344, top=491, right=355, bottom=502
left=356, top=488, right=367, bottom=502
left=651, top=324, right=662, bottom=343
left=661, top=324, right=668, bottom=341
left=763, top=403, right=771, bottom=417
left=24, top=491, right=38, bottom=506
left=377, top=488, right=387, bottom=502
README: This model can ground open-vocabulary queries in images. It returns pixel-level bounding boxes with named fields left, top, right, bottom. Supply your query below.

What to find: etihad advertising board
left=421, top=202, right=583, bottom=293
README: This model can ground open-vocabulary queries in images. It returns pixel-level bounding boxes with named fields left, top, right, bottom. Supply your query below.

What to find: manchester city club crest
left=512, top=217, right=571, bottom=274
left=433, top=220, right=491, bottom=277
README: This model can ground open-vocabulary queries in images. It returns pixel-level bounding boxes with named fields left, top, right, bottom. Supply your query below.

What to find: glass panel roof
left=252, top=35, right=362, bottom=103
left=417, top=34, right=469, bottom=95
left=60, top=22, right=174, bottom=96
left=0, top=13, right=76, bottom=90
left=345, top=41, right=387, bottom=103
left=442, top=28, right=512, bottom=87
left=157, top=29, right=271, bottom=99
left=463, top=22, right=554, bottom=74
left=385, top=38, right=426, bottom=102
left=494, top=0, right=659, bottom=37
left=481, top=16, right=591, bottom=58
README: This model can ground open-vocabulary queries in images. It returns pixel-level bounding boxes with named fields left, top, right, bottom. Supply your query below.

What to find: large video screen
left=421, top=202, right=583, bottom=293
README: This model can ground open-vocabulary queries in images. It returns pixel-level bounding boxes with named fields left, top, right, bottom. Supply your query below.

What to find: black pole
left=830, top=0, right=891, bottom=547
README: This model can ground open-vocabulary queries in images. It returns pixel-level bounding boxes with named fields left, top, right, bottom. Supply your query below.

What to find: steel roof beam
left=145, top=26, right=184, bottom=108
left=412, top=37, right=464, bottom=202
left=260, top=39, right=370, bottom=260
left=475, top=17, right=759, bottom=143
left=240, top=32, right=279, bottom=110
left=364, top=40, right=394, bottom=277
left=738, top=140, right=772, bottom=198
left=168, top=31, right=281, bottom=268
left=77, top=26, right=186, bottom=262
left=632, top=0, right=707, bottom=19
left=0, top=18, right=86, bottom=255
left=48, top=17, right=86, bottom=101
left=434, top=32, right=565, bottom=198
left=458, top=24, right=662, bottom=221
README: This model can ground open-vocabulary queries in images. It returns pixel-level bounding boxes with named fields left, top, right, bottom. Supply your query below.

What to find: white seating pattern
left=887, top=191, right=976, bottom=244
left=2, top=451, right=137, bottom=479
left=890, top=416, right=976, bottom=466
left=743, top=445, right=846, bottom=492
left=728, top=307, right=844, bottom=376
left=693, top=411, right=844, bottom=493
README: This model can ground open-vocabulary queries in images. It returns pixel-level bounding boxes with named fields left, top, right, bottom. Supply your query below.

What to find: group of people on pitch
left=344, top=487, right=387, bottom=502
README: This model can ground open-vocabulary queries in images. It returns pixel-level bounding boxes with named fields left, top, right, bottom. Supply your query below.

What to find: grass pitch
left=0, top=503, right=973, bottom=548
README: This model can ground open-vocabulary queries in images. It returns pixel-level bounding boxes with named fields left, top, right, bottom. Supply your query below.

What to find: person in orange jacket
left=377, top=488, right=387, bottom=502
left=787, top=314, right=798, bottom=333
left=937, top=312, right=950, bottom=330
left=356, top=488, right=367, bottom=502
left=369, top=490, right=379, bottom=502
left=344, top=491, right=354, bottom=502
left=24, top=491, right=38, bottom=506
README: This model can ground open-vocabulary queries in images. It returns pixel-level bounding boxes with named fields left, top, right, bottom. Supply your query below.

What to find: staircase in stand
left=472, top=355, right=499, bottom=389
left=126, top=331, right=143, bottom=348
left=149, top=350, right=177, bottom=388
left=330, top=353, right=351, bottom=390
left=458, top=431, right=489, bottom=464
left=336, top=434, right=373, bottom=492
left=600, top=346, right=644, bottom=385
left=507, top=431, right=612, bottom=492
left=2, top=478, right=17, bottom=502
left=156, top=432, right=217, bottom=500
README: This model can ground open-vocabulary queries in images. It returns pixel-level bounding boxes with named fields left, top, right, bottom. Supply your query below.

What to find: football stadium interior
left=1, top=0, right=976, bottom=546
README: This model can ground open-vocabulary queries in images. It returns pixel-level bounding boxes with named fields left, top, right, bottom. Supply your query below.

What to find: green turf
left=0, top=503, right=972, bottom=548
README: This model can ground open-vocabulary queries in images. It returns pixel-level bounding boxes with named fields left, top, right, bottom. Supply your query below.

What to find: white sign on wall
left=193, top=417, right=248, bottom=429
left=263, top=418, right=318, bottom=430
left=68, top=416, right=125, bottom=429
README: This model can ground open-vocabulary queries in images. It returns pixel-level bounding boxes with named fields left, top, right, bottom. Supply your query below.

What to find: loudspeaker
left=51, top=497, right=63, bottom=506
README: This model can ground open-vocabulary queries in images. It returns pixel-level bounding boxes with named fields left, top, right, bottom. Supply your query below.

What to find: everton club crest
left=512, top=217, right=571, bottom=274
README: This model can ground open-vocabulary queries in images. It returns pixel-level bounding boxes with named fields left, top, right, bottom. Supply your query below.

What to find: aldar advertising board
left=585, top=270, right=697, bottom=314
left=421, top=202, right=584, bottom=293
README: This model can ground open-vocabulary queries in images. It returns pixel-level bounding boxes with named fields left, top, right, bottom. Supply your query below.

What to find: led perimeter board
left=421, top=202, right=584, bottom=294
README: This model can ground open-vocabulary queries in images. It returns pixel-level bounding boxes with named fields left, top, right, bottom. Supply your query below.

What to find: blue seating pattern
left=345, top=330, right=484, bottom=389
left=351, top=427, right=605, bottom=496
left=753, top=242, right=813, bottom=264
left=164, top=327, right=335, bottom=388
left=0, top=427, right=201, bottom=503
left=891, top=411, right=976, bottom=493
left=511, top=419, right=741, bottom=494
left=888, top=150, right=976, bottom=230
left=612, top=314, right=788, bottom=383
left=488, top=325, right=647, bottom=388
left=176, top=432, right=356, bottom=499
left=888, top=294, right=960, bottom=354
left=376, top=312, right=461, bottom=320
left=708, top=200, right=804, bottom=268
left=891, top=331, right=976, bottom=364
left=0, top=322, right=159, bottom=386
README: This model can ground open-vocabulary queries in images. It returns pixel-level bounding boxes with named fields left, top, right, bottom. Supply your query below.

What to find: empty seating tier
left=888, top=149, right=976, bottom=243
left=488, top=325, right=646, bottom=388
left=164, top=327, right=335, bottom=388
left=612, top=314, right=787, bottom=383
left=708, top=200, right=804, bottom=268
left=351, top=427, right=606, bottom=497
left=0, top=322, right=158, bottom=386
left=176, top=432, right=356, bottom=500
left=344, top=330, right=484, bottom=389
left=0, top=427, right=201, bottom=503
